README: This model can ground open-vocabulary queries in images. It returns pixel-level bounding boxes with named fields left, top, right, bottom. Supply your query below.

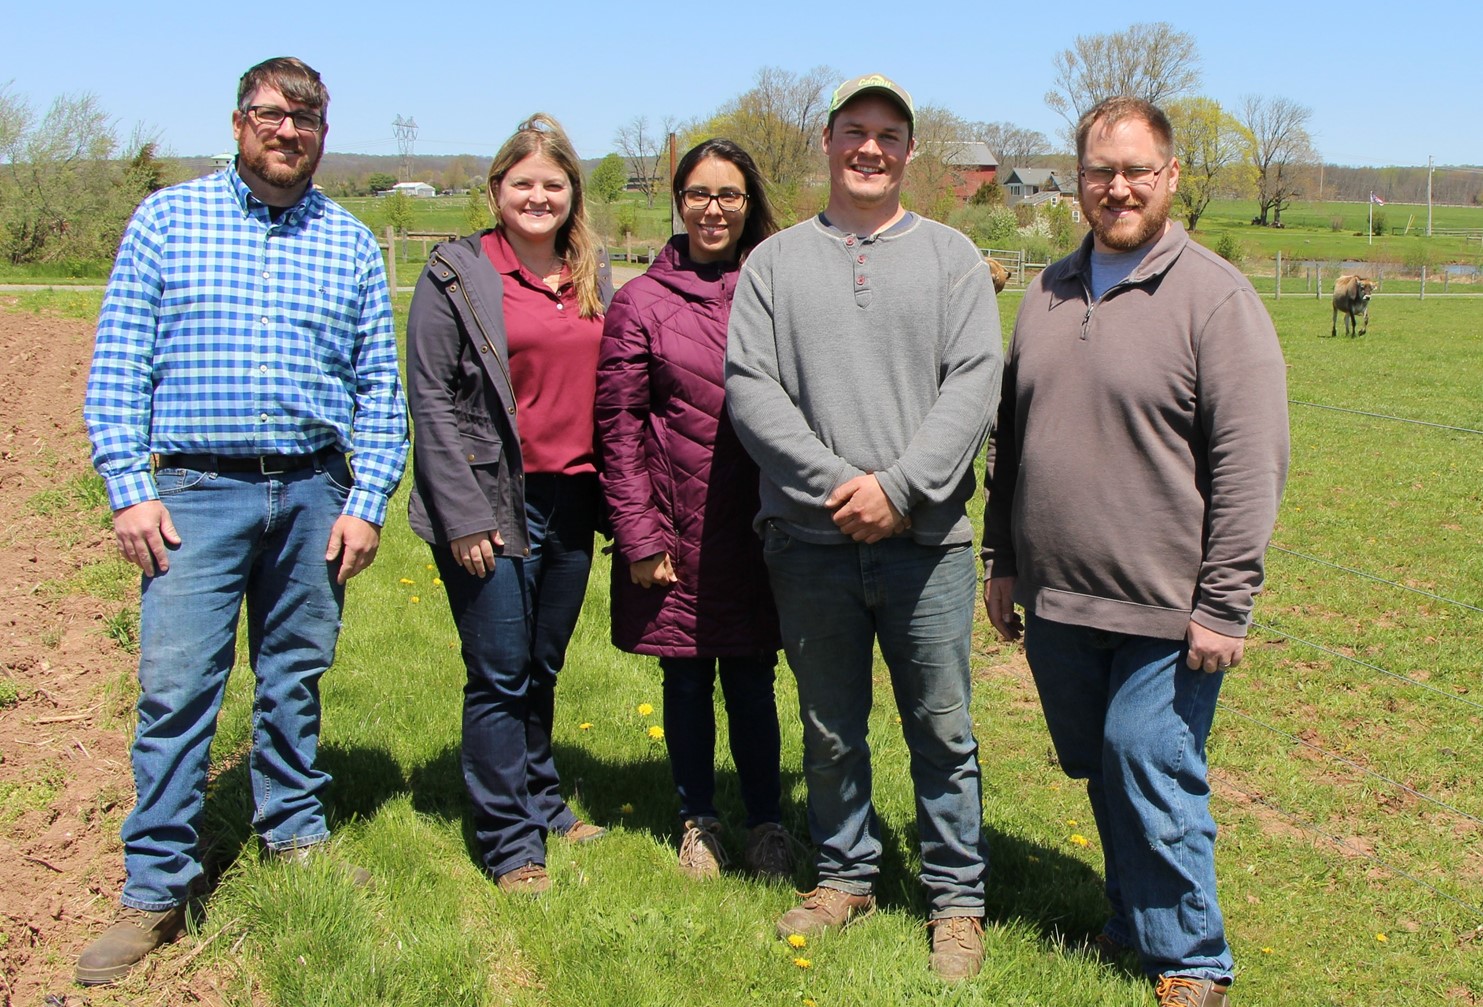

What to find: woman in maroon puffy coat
left=596, top=139, right=789, bottom=881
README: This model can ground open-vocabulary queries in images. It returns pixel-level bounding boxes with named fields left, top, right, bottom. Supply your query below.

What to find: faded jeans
left=1023, top=612, right=1234, bottom=982
left=762, top=527, right=986, bottom=917
left=121, top=458, right=351, bottom=911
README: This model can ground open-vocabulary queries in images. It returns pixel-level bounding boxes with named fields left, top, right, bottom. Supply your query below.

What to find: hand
left=985, top=576, right=1022, bottom=642
left=826, top=474, right=906, bottom=543
left=449, top=530, right=505, bottom=578
left=629, top=552, right=677, bottom=588
left=326, top=516, right=382, bottom=584
left=1185, top=620, right=1244, bottom=674
left=113, top=500, right=181, bottom=576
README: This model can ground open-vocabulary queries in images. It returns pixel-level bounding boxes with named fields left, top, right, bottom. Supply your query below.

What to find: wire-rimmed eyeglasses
left=1079, top=161, right=1171, bottom=190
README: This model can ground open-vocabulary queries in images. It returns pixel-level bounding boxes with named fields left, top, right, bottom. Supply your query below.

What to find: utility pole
left=1427, top=155, right=1434, bottom=237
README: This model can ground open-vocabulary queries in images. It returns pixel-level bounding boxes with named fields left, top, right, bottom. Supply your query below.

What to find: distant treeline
left=1316, top=164, right=1482, bottom=206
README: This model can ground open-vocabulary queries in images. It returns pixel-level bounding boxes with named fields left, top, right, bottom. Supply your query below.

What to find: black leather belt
left=154, top=447, right=338, bottom=475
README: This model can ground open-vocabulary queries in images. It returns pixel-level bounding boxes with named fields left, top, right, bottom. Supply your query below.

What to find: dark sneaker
left=929, top=915, right=984, bottom=981
left=496, top=862, right=550, bottom=895
left=559, top=819, right=607, bottom=844
left=1154, top=975, right=1231, bottom=1007
left=743, top=822, right=793, bottom=880
left=273, top=842, right=373, bottom=888
left=75, top=903, right=187, bottom=986
left=678, top=817, right=725, bottom=880
left=775, top=885, right=876, bottom=939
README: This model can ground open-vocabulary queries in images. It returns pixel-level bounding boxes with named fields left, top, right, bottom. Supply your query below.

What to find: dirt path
left=0, top=302, right=151, bottom=1005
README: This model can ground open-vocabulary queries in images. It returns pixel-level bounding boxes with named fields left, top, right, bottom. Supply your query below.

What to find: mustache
left=1098, top=195, right=1146, bottom=211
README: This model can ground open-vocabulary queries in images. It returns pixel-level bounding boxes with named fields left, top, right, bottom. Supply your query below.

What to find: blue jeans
left=762, top=528, right=986, bottom=917
left=659, top=655, right=782, bottom=827
left=437, top=472, right=595, bottom=877
left=121, top=458, right=352, bottom=911
left=1023, top=613, right=1233, bottom=982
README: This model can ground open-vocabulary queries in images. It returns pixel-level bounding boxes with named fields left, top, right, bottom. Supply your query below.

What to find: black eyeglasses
left=680, top=189, right=748, bottom=212
left=1079, top=161, right=1170, bottom=190
left=244, top=105, right=325, bottom=133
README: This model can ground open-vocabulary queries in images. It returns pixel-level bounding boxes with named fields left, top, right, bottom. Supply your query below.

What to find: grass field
left=10, top=278, right=1483, bottom=1005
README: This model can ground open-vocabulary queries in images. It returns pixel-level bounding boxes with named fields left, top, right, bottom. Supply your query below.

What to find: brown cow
left=1331, top=274, right=1376, bottom=337
left=986, top=256, right=1008, bottom=294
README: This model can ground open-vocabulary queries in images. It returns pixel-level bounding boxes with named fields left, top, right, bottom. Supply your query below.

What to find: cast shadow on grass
left=195, top=741, right=405, bottom=885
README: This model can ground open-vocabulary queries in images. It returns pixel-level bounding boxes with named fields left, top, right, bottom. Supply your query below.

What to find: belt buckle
left=259, top=456, right=287, bottom=476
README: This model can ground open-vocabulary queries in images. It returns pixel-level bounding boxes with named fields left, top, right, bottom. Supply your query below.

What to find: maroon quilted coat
left=596, top=236, right=780, bottom=657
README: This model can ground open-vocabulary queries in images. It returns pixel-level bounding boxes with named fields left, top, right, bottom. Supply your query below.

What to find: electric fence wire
left=1269, top=546, right=1483, bottom=615
left=1289, top=399, right=1483, bottom=436
left=1209, top=769, right=1483, bottom=919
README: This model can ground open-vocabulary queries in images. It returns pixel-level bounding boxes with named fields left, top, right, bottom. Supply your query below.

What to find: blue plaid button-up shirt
left=85, top=163, right=408, bottom=526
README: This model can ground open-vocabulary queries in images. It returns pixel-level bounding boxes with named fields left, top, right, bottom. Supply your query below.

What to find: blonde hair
left=486, top=113, right=604, bottom=319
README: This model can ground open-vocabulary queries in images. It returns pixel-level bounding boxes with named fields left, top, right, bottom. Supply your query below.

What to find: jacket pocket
left=458, top=427, right=504, bottom=466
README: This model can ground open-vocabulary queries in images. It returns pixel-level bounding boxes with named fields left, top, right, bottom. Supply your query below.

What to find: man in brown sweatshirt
left=981, top=96, right=1289, bottom=1007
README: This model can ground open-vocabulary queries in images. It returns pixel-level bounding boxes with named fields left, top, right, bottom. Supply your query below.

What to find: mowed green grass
left=21, top=286, right=1482, bottom=1006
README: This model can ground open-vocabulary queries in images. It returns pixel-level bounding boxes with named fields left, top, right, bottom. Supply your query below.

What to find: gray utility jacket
left=405, top=231, right=612, bottom=558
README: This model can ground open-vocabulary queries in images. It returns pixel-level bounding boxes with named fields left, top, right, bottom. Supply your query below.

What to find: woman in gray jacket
left=406, top=114, right=612, bottom=895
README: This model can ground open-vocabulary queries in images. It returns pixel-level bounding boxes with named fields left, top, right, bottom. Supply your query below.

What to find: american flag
left=1370, top=192, right=1386, bottom=205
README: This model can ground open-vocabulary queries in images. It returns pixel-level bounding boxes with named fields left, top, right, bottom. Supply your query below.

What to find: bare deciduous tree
left=1166, top=97, right=1254, bottom=232
left=905, top=105, right=973, bottom=220
left=1240, top=94, right=1318, bottom=226
left=1045, top=22, right=1202, bottom=144
left=971, top=121, right=1052, bottom=172
left=704, top=65, right=836, bottom=195
left=613, top=114, right=676, bottom=209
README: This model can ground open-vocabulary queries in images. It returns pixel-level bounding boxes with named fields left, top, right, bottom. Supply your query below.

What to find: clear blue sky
left=7, top=2, right=1479, bottom=173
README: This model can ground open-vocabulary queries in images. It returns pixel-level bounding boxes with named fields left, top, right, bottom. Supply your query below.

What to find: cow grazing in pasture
left=987, top=256, right=1009, bottom=293
left=1331, top=274, right=1376, bottom=337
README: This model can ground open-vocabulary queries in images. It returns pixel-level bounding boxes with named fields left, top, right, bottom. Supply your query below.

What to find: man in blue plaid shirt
left=78, top=56, right=408, bottom=985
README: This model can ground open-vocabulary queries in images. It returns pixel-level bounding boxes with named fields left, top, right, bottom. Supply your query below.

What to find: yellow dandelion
left=648, top=725, right=665, bottom=740
left=792, top=957, right=811, bottom=969
left=620, top=803, right=634, bottom=815
left=787, top=934, right=807, bottom=949
left=1066, top=819, right=1078, bottom=827
left=425, top=563, right=435, bottom=570
left=579, top=722, right=593, bottom=731
left=399, top=577, right=415, bottom=585
left=1069, top=833, right=1089, bottom=847
left=1375, top=933, right=1388, bottom=943
left=804, top=1000, right=817, bottom=1007
left=432, top=577, right=443, bottom=587
left=410, top=596, right=421, bottom=604
left=637, top=702, right=654, bottom=716
left=1261, top=947, right=1274, bottom=955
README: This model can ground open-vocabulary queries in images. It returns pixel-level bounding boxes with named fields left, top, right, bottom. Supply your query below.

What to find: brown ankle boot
left=75, top=903, right=187, bottom=986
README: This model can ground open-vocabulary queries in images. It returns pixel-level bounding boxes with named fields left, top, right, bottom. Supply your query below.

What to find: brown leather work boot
left=496, top=862, right=550, bottom=895
left=74, top=903, right=188, bottom=986
left=929, top=914, right=985, bottom=981
left=775, top=885, right=876, bottom=939
left=1154, top=974, right=1231, bottom=1007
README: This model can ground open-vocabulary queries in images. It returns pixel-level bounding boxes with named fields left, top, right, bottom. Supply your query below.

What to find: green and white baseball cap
left=828, top=73, right=915, bottom=126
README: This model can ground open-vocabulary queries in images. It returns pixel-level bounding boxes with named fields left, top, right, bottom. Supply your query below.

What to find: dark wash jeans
left=435, top=472, right=596, bottom=878
left=659, top=654, right=782, bottom=828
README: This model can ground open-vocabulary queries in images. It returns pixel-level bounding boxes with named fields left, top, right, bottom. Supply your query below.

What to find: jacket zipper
left=433, top=251, right=518, bottom=413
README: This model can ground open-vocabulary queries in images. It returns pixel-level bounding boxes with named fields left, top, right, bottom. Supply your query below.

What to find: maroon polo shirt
left=482, top=228, right=602, bottom=475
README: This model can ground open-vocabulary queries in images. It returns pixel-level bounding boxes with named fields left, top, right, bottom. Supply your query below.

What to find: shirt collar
left=225, top=159, right=324, bottom=225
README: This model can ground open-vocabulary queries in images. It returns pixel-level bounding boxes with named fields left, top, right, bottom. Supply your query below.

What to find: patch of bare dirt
left=0, top=303, right=235, bottom=1006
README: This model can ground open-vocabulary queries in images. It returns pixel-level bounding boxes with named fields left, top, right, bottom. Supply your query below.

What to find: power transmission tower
left=393, top=115, right=418, bottom=181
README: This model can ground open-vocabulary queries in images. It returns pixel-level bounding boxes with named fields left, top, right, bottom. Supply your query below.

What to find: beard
left=1089, top=185, right=1172, bottom=252
left=239, top=138, right=321, bottom=194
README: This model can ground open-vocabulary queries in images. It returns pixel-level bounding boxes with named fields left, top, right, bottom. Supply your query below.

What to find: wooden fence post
left=1420, top=265, right=1427, bottom=300
left=1315, top=264, right=1322, bottom=299
left=1275, top=250, right=1281, bottom=300
left=385, top=227, right=397, bottom=293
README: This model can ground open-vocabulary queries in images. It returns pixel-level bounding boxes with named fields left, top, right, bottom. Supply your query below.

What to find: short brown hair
left=1075, top=96, right=1173, bottom=163
left=237, top=57, right=329, bottom=116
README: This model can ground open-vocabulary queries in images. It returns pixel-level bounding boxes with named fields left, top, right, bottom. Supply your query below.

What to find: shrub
left=1215, top=232, right=1243, bottom=265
